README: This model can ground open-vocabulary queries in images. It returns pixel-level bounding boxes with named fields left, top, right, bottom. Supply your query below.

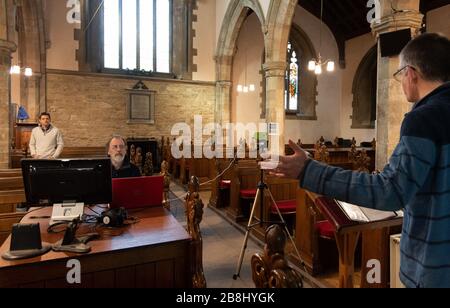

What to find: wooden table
left=0, top=206, right=192, bottom=288
left=310, top=192, right=403, bottom=288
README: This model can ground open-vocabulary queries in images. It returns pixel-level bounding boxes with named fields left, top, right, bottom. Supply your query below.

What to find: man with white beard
left=107, top=135, right=141, bottom=178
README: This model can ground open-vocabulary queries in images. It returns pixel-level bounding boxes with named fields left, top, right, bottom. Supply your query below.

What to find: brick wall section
left=46, top=71, right=215, bottom=147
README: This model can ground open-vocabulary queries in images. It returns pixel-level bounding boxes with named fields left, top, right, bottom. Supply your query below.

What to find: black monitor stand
left=52, top=219, right=98, bottom=253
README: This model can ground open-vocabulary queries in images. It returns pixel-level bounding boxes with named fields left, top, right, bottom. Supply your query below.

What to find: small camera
left=99, top=208, right=128, bottom=227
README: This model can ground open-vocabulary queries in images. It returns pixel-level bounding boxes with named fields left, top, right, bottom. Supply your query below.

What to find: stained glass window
left=285, top=42, right=300, bottom=113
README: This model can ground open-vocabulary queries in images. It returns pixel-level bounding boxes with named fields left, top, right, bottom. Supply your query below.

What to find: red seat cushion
left=270, top=200, right=296, bottom=214
left=240, top=189, right=257, bottom=198
left=315, top=220, right=335, bottom=238
left=220, top=180, right=231, bottom=189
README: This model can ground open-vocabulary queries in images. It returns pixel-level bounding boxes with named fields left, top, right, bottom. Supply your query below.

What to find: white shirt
left=29, top=125, right=64, bottom=159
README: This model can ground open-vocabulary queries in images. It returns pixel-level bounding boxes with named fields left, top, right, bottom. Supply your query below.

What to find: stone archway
left=263, top=0, right=297, bottom=154
left=0, top=0, right=17, bottom=168
left=215, top=0, right=265, bottom=125
left=15, top=0, right=46, bottom=120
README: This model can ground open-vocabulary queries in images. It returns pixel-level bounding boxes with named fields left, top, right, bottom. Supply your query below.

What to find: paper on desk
left=336, top=200, right=402, bottom=222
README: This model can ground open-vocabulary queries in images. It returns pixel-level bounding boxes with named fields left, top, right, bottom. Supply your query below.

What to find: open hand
left=269, top=140, right=310, bottom=179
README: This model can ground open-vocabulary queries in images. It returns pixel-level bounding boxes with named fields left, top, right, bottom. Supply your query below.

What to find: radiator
left=390, top=234, right=405, bottom=288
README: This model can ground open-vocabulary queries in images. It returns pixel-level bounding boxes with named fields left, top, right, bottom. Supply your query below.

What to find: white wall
left=427, top=4, right=450, bottom=38
left=45, top=0, right=79, bottom=71
left=232, top=13, right=264, bottom=129
left=285, top=6, right=341, bottom=144
left=193, top=0, right=216, bottom=81
left=340, top=33, right=377, bottom=143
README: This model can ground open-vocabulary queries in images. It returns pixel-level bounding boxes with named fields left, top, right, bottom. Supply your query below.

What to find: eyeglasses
left=393, top=66, right=408, bottom=82
left=110, top=144, right=126, bottom=150
left=393, top=65, right=417, bottom=82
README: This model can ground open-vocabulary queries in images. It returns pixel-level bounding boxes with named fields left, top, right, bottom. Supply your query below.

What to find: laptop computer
left=111, top=176, right=164, bottom=209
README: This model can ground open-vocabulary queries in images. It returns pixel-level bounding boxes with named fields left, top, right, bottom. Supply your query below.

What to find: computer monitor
left=21, top=158, right=112, bottom=206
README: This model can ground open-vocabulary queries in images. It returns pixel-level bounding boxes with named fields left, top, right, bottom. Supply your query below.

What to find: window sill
left=285, top=113, right=317, bottom=121
left=102, top=68, right=177, bottom=79
left=351, top=124, right=375, bottom=129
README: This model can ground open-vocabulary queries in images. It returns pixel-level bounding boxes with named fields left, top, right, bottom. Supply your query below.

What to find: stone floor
left=169, top=182, right=313, bottom=288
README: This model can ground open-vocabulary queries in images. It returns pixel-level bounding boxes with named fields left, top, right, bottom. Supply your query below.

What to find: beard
left=111, top=153, right=125, bottom=165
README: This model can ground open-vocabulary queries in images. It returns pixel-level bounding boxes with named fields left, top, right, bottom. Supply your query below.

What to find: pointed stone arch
left=15, top=0, right=46, bottom=118
left=214, top=0, right=266, bottom=125
left=215, top=0, right=266, bottom=82
left=352, top=45, right=377, bottom=129
left=263, top=0, right=297, bottom=154
left=265, top=0, right=297, bottom=64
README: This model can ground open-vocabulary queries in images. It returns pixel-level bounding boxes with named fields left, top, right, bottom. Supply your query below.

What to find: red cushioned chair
left=239, top=188, right=257, bottom=218
left=217, top=179, right=231, bottom=208
left=270, top=199, right=297, bottom=234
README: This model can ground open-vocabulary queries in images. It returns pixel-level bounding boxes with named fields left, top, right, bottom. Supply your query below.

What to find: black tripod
left=232, top=169, right=305, bottom=280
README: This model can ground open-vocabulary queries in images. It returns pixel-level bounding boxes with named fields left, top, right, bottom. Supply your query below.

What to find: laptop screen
left=111, top=176, right=164, bottom=209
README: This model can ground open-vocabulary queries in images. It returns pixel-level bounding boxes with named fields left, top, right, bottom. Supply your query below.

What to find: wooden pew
left=263, top=176, right=298, bottom=232
left=0, top=212, right=27, bottom=245
left=60, top=147, right=106, bottom=158
left=0, top=169, right=22, bottom=178
left=227, top=160, right=259, bottom=222
left=209, top=158, right=235, bottom=209
left=0, top=177, right=24, bottom=191
left=188, top=158, right=215, bottom=191
left=0, top=178, right=27, bottom=245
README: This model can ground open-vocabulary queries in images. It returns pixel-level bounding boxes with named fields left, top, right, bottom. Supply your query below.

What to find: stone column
left=0, top=39, right=16, bottom=168
left=215, top=80, right=232, bottom=126
left=263, top=61, right=287, bottom=156
left=371, top=0, right=422, bottom=169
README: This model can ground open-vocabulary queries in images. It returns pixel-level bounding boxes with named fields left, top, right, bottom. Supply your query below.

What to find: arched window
left=286, top=43, right=299, bottom=112
left=352, top=46, right=377, bottom=129
left=103, top=0, right=171, bottom=73
left=80, top=0, right=194, bottom=79
left=284, top=25, right=318, bottom=120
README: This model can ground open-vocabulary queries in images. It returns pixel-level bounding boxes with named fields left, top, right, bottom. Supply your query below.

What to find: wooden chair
left=185, top=176, right=207, bottom=288
left=251, top=224, right=303, bottom=288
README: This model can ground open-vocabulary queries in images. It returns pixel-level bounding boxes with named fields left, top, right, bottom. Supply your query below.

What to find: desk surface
left=0, top=207, right=192, bottom=288
left=0, top=206, right=190, bottom=268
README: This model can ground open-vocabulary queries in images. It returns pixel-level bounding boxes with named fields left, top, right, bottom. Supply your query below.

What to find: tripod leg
left=266, top=189, right=308, bottom=273
left=233, top=188, right=260, bottom=280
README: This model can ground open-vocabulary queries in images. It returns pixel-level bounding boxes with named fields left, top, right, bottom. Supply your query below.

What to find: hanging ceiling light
left=237, top=48, right=255, bottom=93
left=10, top=65, right=33, bottom=77
left=308, top=0, right=335, bottom=75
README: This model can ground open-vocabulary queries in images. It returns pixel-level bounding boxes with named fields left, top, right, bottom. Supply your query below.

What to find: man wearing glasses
left=107, top=135, right=141, bottom=178
left=272, top=33, right=450, bottom=288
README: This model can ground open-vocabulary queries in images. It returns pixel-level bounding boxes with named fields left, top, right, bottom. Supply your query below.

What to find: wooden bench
left=60, top=147, right=106, bottom=158
left=209, top=158, right=235, bottom=209
left=0, top=169, right=22, bottom=178
left=0, top=177, right=24, bottom=191
left=228, top=160, right=259, bottom=222
left=0, top=212, right=27, bottom=245
left=0, top=188, right=27, bottom=245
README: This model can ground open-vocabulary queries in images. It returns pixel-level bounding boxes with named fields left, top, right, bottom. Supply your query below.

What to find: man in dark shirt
left=107, top=135, right=141, bottom=178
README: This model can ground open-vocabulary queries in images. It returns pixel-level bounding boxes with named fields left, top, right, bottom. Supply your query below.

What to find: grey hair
left=400, top=33, right=450, bottom=82
left=106, top=135, right=127, bottom=153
